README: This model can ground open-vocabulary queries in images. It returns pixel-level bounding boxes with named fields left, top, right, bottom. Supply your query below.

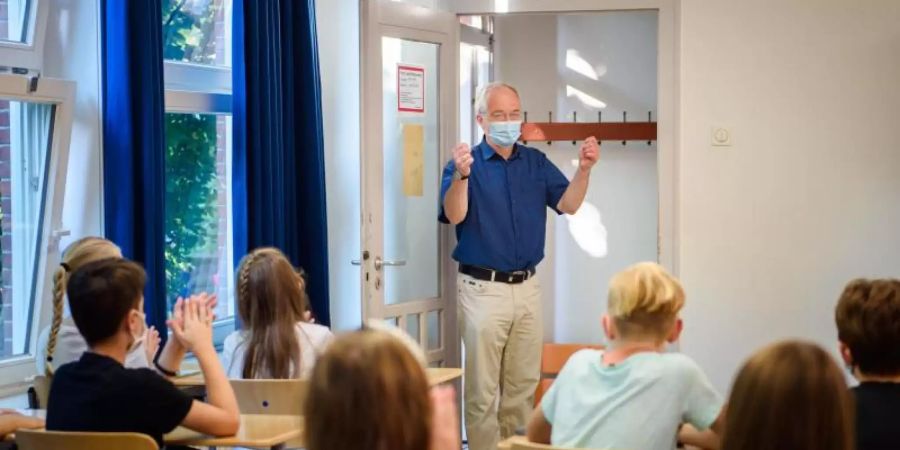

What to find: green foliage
left=161, top=0, right=225, bottom=310
left=162, top=0, right=222, bottom=65
left=164, top=113, right=220, bottom=309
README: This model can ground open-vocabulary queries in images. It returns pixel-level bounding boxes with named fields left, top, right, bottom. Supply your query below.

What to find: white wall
left=42, top=0, right=104, bottom=248
left=493, top=12, right=660, bottom=344
left=677, top=0, right=900, bottom=391
left=316, top=0, right=363, bottom=331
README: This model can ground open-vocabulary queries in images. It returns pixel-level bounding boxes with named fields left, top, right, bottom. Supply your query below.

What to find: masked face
left=487, top=121, right=522, bottom=148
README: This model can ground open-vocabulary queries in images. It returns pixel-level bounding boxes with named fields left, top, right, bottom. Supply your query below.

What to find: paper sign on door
left=403, top=123, right=424, bottom=197
left=398, top=65, right=425, bottom=113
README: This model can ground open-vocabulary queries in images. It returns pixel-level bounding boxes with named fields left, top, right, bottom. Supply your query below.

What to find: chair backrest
left=30, top=375, right=52, bottom=409
left=230, top=378, right=308, bottom=415
left=15, top=429, right=158, bottom=450
left=535, top=343, right=604, bottom=406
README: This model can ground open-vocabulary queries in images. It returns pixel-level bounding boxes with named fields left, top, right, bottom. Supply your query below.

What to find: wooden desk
left=427, top=367, right=464, bottom=385
left=171, top=367, right=464, bottom=387
left=497, top=435, right=529, bottom=449
left=165, top=413, right=302, bottom=450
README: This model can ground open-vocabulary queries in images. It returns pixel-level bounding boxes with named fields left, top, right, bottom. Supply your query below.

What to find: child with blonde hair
left=221, top=247, right=333, bottom=379
left=35, top=237, right=206, bottom=376
left=527, top=262, right=724, bottom=450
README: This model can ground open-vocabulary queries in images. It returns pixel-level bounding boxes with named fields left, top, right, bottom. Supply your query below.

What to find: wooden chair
left=230, top=378, right=307, bottom=448
left=229, top=378, right=308, bottom=415
left=28, top=375, right=51, bottom=409
left=15, top=429, right=158, bottom=450
left=535, top=343, right=604, bottom=406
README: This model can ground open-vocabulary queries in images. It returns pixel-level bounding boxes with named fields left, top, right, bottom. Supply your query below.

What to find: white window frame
left=164, top=65, right=235, bottom=347
left=0, top=0, right=49, bottom=72
left=0, top=73, right=76, bottom=396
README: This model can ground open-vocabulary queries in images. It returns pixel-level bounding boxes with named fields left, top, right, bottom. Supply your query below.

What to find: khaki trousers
left=458, top=273, right=542, bottom=450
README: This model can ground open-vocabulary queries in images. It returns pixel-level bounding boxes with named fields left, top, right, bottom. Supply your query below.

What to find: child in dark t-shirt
left=835, top=278, right=900, bottom=450
left=46, top=259, right=239, bottom=447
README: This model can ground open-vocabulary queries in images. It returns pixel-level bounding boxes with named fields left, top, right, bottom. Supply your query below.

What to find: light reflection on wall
left=565, top=201, right=608, bottom=258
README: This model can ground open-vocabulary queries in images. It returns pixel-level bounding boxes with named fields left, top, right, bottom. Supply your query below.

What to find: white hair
left=475, top=82, right=520, bottom=115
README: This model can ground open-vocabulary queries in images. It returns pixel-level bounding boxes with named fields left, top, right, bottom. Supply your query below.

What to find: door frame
left=450, top=0, right=680, bottom=276
left=359, top=0, right=460, bottom=367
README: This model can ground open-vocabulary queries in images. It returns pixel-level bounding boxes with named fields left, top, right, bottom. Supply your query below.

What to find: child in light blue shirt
left=527, top=262, right=724, bottom=450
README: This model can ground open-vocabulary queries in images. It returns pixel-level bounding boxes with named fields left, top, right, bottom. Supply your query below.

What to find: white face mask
left=127, top=310, right=146, bottom=353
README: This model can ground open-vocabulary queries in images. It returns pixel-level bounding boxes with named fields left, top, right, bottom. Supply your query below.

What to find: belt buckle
left=511, top=270, right=527, bottom=282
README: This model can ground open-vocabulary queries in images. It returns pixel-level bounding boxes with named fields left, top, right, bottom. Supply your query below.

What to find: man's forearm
left=557, top=168, right=590, bottom=214
left=443, top=179, right=469, bottom=224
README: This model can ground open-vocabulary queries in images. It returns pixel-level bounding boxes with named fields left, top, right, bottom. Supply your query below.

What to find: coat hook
left=648, top=111, right=652, bottom=146
left=572, top=111, right=577, bottom=145
left=622, top=111, right=627, bottom=146
left=547, top=111, right=553, bottom=146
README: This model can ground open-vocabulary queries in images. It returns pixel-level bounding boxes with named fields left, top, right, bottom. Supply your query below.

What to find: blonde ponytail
left=43, top=237, right=122, bottom=375
left=44, top=265, right=67, bottom=375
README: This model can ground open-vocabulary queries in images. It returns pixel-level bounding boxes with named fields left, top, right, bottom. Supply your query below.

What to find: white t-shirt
left=541, top=349, right=723, bottom=450
left=220, top=322, right=333, bottom=379
left=35, top=317, right=151, bottom=373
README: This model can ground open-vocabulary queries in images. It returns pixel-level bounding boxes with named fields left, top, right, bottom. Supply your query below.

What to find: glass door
left=361, top=0, right=459, bottom=367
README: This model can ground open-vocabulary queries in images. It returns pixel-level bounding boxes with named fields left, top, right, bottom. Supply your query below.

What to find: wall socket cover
left=712, top=127, right=732, bottom=146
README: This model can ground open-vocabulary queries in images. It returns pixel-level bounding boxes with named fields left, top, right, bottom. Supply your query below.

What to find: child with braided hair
left=35, top=236, right=213, bottom=377
left=221, top=247, right=333, bottom=379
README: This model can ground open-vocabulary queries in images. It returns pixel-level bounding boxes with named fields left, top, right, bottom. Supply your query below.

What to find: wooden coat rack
left=520, top=111, right=657, bottom=145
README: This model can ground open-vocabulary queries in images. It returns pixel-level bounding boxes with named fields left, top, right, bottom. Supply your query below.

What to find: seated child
left=720, top=340, right=853, bottom=450
left=46, top=259, right=239, bottom=447
left=835, top=278, right=900, bottom=450
left=304, top=328, right=460, bottom=450
left=36, top=237, right=214, bottom=377
left=222, top=248, right=333, bottom=379
left=527, top=262, right=724, bottom=450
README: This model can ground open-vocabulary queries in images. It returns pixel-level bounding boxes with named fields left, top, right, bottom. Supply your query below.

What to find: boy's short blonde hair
left=608, top=262, right=685, bottom=339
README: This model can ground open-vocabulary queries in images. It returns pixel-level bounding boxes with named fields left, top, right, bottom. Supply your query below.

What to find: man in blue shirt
left=439, top=82, right=598, bottom=450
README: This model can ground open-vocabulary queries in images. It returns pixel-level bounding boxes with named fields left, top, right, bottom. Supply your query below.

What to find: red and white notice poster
left=397, top=64, right=425, bottom=113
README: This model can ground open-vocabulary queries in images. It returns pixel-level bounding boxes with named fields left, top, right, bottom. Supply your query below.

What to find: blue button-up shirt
left=439, top=138, right=570, bottom=272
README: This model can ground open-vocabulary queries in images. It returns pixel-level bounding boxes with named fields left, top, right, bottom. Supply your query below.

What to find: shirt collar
left=479, top=136, right=520, bottom=161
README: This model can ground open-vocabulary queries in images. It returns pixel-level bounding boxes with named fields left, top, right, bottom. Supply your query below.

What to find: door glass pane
left=405, top=313, right=420, bottom=341
left=0, top=0, right=31, bottom=43
left=0, top=100, right=53, bottom=360
left=426, top=309, right=441, bottom=351
left=162, top=0, right=232, bottom=67
left=164, top=113, right=233, bottom=323
left=381, top=37, right=440, bottom=305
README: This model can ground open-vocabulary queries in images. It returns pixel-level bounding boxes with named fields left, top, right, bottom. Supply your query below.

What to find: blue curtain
left=233, top=0, right=331, bottom=325
left=100, top=0, right=168, bottom=333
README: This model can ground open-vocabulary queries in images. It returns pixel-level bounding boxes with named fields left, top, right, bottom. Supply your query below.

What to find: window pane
left=0, top=0, right=31, bottom=43
left=164, top=113, right=233, bottom=324
left=162, top=0, right=232, bottom=67
left=0, top=99, right=53, bottom=360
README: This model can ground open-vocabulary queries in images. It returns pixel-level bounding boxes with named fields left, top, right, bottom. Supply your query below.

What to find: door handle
left=351, top=260, right=362, bottom=265
left=351, top=251, right=370, bottom=266
left=374, top=256, right=407, bottom=271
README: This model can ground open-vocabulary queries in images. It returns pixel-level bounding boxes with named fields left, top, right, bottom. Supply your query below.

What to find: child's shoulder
left=297, top=321, right=335, bottom=346
left=655, top=352, right=708, bottom=378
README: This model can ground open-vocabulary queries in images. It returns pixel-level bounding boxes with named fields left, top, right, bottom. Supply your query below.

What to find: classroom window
left=162, top=0, right=235, bottom=343
left=0, top=0, right=32, bottom=43
left=0, top=100, right=52, bottom=361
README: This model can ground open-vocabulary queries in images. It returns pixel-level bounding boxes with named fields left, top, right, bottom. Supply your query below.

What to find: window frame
left=0, top=73, right=76, bottom=396
left=0, top=0, right=49, bottom=72
left=164, top=73, right=235, bottom=348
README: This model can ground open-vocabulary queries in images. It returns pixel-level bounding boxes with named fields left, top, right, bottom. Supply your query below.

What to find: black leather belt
left=459, top=264, right=535, bottom=284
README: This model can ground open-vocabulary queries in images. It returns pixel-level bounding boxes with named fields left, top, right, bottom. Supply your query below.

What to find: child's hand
left=169, top=299, right=214, bottom=355
left=168, top=293, right=217, bottom=348
left=430, top=385, right=460, bottom=450
left=144, top=326, right=161, bottom=363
